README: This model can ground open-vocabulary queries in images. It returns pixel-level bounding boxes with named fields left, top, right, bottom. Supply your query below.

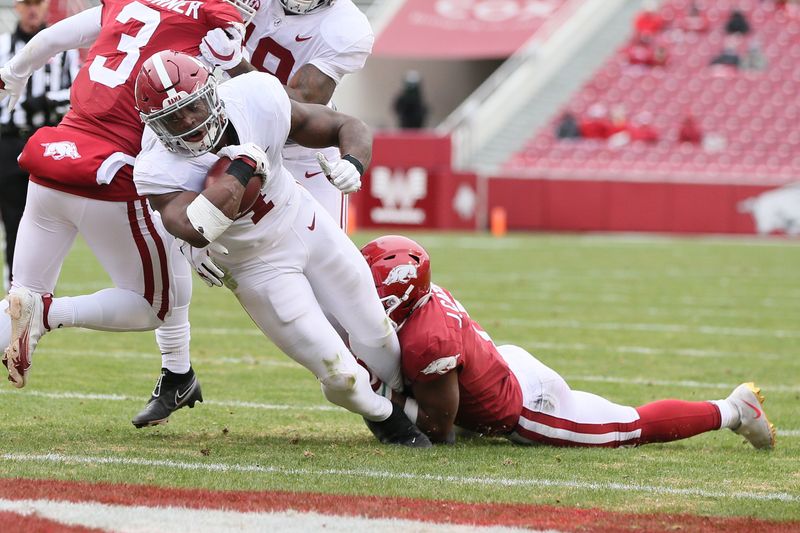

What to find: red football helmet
left=135, top=50, right=227, bottom=156
left=361, top=235, right=431, bottom=325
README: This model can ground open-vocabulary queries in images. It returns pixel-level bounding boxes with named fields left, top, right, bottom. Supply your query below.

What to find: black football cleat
left=364, top=402, right=432, bottom=448
left=132, top=367, right=203, bottom=428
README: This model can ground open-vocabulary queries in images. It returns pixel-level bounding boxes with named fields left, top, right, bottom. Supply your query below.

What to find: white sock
left=711, top=400, right=740, bottom=429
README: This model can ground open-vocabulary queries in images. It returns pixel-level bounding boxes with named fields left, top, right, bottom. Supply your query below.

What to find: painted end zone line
left=3, top=453, right=798, bottom=504
left=1, top=478, right=795, bottom=533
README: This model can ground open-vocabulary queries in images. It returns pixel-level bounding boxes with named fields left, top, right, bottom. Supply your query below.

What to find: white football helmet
left=135, top=51, right=227, bottom=157
left=280, top=0, right=335, bottom=15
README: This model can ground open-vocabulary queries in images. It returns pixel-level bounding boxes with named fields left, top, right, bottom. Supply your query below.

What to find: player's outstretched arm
left=288, top=100, right=372, bottom=168
left=411, top=371, right=460, bottom=444
left=3, top=7, right=101, bottom=81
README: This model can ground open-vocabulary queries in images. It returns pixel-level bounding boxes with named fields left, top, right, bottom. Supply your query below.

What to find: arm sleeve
left=6, top=7, right=102, bottom=80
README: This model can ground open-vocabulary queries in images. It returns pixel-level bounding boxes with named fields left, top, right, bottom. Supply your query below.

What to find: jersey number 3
left=89, top=2, right=161, bottom=88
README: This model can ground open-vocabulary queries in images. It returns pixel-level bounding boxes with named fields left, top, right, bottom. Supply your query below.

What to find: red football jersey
left=65, top=0, right=240, bottom=155
left=399, top=284, right=523, bottom=436
left=24, top=0, right=240, bottom=201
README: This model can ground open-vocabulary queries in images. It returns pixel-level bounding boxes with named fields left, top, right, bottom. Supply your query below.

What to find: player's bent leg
left=3, top=183, right=77, bottom=386
left=134, top=242, right=200, bottom=428
left=233, top=268, right=428, bottom=447
left=319, top=355, right=430, bottom=448
left=501, top=346, right=762, bottom=448
left=303, top=199, right=402, bottom=389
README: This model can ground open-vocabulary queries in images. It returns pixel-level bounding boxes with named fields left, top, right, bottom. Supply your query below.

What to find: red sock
left=635, top=400, right=721, bottom=444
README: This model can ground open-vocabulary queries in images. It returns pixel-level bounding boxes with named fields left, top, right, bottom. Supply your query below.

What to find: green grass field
left=1, top=232, right=798, bottom=522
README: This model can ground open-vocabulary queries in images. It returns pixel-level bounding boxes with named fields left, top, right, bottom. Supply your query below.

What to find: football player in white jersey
left=133, top=50, right=429, bottom=448
left=202, top=0, right=374, bottom=229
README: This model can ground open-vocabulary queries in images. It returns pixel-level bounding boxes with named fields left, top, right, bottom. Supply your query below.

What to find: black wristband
left=341, top=154, right=364, bottom=176
left=227, top=158, right=256, bottom=187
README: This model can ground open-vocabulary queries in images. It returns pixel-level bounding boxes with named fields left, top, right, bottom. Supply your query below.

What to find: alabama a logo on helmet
left=41, top=141, right=81, bottom=160
left=383, top=264, right=418, bottom=286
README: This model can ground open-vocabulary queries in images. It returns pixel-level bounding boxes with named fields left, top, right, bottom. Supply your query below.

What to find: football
left=204, top=156, right=262, bottom=218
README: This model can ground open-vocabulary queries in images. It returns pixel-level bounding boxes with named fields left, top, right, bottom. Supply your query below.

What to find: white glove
left=199, top=24, right=245, bottom=71
left=317, top=153, right=362, bottom=194
left=0, top=66, right=28, bottom=110
left=179, top=240, right=229, bottom=287
left=217, top=142, right=270, bottom=184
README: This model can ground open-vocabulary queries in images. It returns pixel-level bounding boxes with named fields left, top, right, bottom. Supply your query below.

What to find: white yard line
left=504, top=318, right=800, bottom=339
left=35, top=348, right=298, bottom=368
left=0, top=389, right=338, bottom=411
left=566, top=375, right=800, bottom=393
left=508, top=341, right=784, bottom=360
left=2, top=453, right=797, bottom=503
left=40, top=342, right=788, bottom=363
left=0, top=388, right=796, bottom=438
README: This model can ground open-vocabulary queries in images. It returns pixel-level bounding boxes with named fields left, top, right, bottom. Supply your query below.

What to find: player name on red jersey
left=143, top=0, right=204, bottom=19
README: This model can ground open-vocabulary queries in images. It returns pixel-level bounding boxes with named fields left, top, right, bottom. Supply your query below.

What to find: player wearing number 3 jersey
left=0, top=0, right=246, bottom=424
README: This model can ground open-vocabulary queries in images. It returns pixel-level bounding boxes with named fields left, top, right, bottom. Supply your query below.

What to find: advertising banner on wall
left=373, top=0, right=570, bottom=59
left=355, top=133, right=478, bottom=230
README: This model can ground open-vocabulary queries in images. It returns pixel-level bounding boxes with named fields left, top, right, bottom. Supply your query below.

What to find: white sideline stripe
left=0, top=499, right=536, bottom=533
left=506, top=319, right=800, bottom=339
left=3, top=453, right=797, bottom=503
left=0, top=389, right=339, bottom=411
left=567, top=375, right=800, bottom=394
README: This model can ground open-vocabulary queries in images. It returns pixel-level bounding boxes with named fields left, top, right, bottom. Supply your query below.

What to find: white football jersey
left=134, top=71, right=301, bottom=258
left=245, top=0, right=373, bottom=87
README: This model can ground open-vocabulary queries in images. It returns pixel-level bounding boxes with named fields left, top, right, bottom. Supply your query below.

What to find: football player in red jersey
left=361, top=236, right=777, bottom=450
left=0, top=0, right=252, bottom=427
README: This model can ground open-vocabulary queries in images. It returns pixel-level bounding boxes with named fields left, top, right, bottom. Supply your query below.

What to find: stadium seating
left=505, top=0, right=800, bottom=184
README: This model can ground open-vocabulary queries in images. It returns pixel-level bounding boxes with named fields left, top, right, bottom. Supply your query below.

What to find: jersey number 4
left=89, top=2, right=161, bottom=88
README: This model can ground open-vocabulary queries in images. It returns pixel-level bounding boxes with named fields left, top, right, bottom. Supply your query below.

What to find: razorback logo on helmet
left=41, top=142, right=81, bottom=160
left=421, top=355, right=460, bottom=375
left=382, top=264, right=418, bottom=286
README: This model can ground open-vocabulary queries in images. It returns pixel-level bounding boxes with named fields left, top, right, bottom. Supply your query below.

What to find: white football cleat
left=727, top=382, right=776, bottom=450
left=3, top=288, right=48, bottom=388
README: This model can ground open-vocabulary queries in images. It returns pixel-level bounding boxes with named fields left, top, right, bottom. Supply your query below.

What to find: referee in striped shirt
left=0, top=0, right=78, bottom=290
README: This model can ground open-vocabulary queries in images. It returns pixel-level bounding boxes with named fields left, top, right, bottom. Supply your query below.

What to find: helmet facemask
left=140, top=76, right=228, bottom=157
left=279, top=0, right=334, bottom=15
left=361, top=236, right=432, bottom=326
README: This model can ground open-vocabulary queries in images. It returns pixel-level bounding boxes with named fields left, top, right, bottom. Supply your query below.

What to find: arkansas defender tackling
left=133, top=51, right=428, bottom=447
left=362, top=236, right=776, bottom=450
left=0, top=0, right=251, bottom=427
